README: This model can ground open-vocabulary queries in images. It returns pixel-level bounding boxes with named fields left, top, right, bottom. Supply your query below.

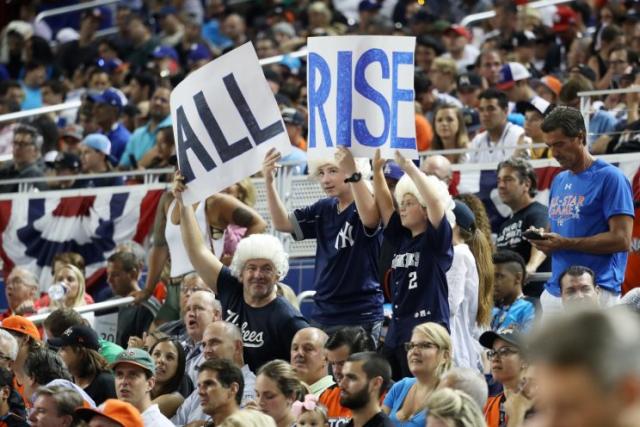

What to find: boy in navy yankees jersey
left=367, top=149, right=454, bottom=379
left=263, top=147, right=384, bottom=341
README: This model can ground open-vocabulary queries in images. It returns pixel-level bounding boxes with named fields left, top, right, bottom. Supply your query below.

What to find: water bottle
left=48, top=282, right=69, bottom=302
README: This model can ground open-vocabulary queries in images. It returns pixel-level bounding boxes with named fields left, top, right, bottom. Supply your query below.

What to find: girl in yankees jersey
left=370, top=149, right=454, bottom=379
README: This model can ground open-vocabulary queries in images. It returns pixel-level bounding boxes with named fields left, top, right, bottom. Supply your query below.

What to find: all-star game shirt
left=290, top=198, right=384, bottom=326
left=216, top=266, right=309, bottom=371
left=383, top=212, right=453, bottom=349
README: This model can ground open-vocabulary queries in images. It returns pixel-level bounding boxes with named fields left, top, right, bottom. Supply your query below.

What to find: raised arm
left=134, top=191, right=172, bottom=304
left=262, top=148, right=294, bottom=233
left=173, top=172, right=223, bottom=291
left=335, top=146, right=380, bottom=229
left=395, top=150, right=447, bottom=228
left=372, top=149, right=395, bottom=227
left=205, top=192, right=267, bottom=235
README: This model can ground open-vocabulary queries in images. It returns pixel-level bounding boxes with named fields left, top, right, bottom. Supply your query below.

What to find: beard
left=340, top=385, right=370, bottom=410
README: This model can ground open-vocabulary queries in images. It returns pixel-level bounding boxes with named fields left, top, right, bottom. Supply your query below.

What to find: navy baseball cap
left=480, top=327, right=523, bottom=350
left=188, top=43, right=212, bottom=63
left=453, top=200, right=476, bottom=233
left=152, top=45, right=178, bottom=62
left=462, top=107, right=481, bottom=133
left=48, top=325, right=100, bottom=351
left=383, top=161, right=403, bottom=181
left=282, top=108, right=304, bottom=126
left=456, top=72, right=482, bottom=92
left=88, top=88, right=123, bottom=111
left=54, top=152, right=82, bottom=171
left=359, top=0, right=382, bottom=11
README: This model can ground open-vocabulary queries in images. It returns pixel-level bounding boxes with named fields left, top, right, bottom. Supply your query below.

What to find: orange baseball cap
left=0, top=315, right=41, bottom=341
left=538, top=75, right=563, bottom=97
left=76, top=399, right=143, bottom=427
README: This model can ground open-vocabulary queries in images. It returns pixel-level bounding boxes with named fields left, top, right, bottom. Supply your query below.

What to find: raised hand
left=335, top=146, right=357, bottom=175
left=373, top=149, right=385, bottom=174
left=172, top=170, right=186, bottom=204
left=262, top=148, right=281, bottom=184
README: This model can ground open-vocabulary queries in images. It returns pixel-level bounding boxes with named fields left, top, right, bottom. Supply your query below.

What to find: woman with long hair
left=149, top=337, right=191, bottom=417
left=431, top=104, right=470, bottom=164
left=382, top=322, right=453, bottom=426
left=254, top=360, right=306, bottom=427
left=50, top=325, right=116, bottom=406
left=447, top=200, right=494, bottom=371
left=39, top=264, right=94, bottom=325
left=455, top=193, right=493, bottom=250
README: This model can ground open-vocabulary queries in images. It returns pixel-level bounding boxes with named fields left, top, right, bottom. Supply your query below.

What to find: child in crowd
left=292, top=394, right=329, bottom=427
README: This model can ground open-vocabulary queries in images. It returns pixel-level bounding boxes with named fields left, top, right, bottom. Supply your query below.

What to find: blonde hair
left=307, top=157, right=372, bottom=180
left=276, top=283, right=299, bottom=309
left=432, top=57, right=458, bottom=76
left=257, top=360, right=306, bottom=401
left=394, top=173, right=455, bottom=226
left=425, top=388, right=487, bottom=427
left=232, top=178, right=257, bottom=207
left=52, top=264, right=86, bottom=309
left=412, top=322, right=453, bottom=380
left=219, top=409, right=277, bottom=427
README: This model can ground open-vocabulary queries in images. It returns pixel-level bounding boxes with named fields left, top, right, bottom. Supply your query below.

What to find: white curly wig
left=307, top=156, right=372, bottom=180
left=229, top=234, right=289, bottom=280
left=394, top=173, right=456, bottom=227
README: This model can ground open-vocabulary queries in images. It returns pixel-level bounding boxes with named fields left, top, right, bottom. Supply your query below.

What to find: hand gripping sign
left=307, top=36, right=417, bottom=160
left=170, top=42, right=292, bottom=205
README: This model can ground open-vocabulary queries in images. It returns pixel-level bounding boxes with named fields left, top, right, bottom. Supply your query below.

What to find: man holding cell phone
left=528, top=106, right=634, bottom=314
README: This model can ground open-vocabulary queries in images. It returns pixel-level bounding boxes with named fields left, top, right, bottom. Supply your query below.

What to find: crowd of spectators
left=2, top=0, right=640, bottom=427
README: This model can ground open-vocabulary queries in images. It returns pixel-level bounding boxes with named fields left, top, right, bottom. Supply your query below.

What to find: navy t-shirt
left=291, top=198, right=384, bottom=326
left=383, top=212, right=453, bottom=348
left=217, top=267, right=309, bottom=371
left=496, top=201, right=550, bottom=272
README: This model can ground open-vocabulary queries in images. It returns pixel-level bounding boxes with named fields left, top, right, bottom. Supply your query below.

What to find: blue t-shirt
left=291, top=198, right=384, bottom=326
left=106, top=123, right=131, bottom=164
left=20, top=83, right=42, bottom=110
left=383, top=212, right=453, bottom=348
left=383, top=377, right=427, bottom=427
left=217, top=266, right=309, bottom=371
left=546, top=159, right=634, bottom=295
left=490, top=296, right=536, bottom=332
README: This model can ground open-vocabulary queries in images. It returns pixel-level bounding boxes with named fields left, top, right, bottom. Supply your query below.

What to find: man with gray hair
left=29, top=385, right=85, bottom=427
left=0, top=329, right=18, bottom=370
left=1, top=266, right=39, bottom=319
left=531, top=106, right=634, bottom=313
left=439, top=367, right=489, bottom=409
left=420, top=154, right=453, bottom=185
left=528, top=307, right=640, bottom=427
left=0, top=124, right=45, bottom=193
left=176, top=177, right=309, bottom=371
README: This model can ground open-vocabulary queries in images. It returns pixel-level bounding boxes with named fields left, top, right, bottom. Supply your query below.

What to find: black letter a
left=176, top=106, right=216, bottom=183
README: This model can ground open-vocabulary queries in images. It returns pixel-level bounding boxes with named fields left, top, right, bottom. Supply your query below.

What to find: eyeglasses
left=487, top=347, right=519, bottom=360
left=404, top=341, right=439, bottom=352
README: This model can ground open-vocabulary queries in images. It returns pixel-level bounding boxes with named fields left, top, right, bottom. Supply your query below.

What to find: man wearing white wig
left=263, top=146, right=384, bottom=342
left=367, top=149, right=455, bottom=379
left=173, top=173, right=309, bottom=371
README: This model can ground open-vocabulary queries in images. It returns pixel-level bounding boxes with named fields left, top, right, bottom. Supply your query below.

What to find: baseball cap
left=44, top=150, right=60, bottom=168
left=188, top=43, right=212, bottom=63
left=553, top=5, right=578, bottom=33
left=444, top=24, right=471, bottom=41
left=47, top=325, right=100, bottom=351
left=462, top=107, right=481, bottom=133
left=76, top=399, right=144, bottom=427
left=456, top=72, right=482, bottom=92
left=152, top=45, right=178, bottom=62
left=453, top=200, right=476, bottom=233
left=496, top=62, right=532, bottom=90
left=111, top=348, right=156, bottom=376
left=523, top=96, right=551, bottom=116
left=281, top=108, right=304, bottom=126
left=88, top=88, right=123, bottom=111
left=535, top=75, right=563, bottom=97
left=383, top=161, right=404, bottom=181
left=82, top=133, right=111, bottom=156
left=569, top=64, right=596, bottom=82
left=272, top=22, right=295, bottom=38
left=479, top=327, right=523, bottom=349
left=512, top=30, right=537, bottom=48
left=97, top=57, right=125, bottom=75
left=54, top=152, right=82, bottom=171
left=1, top=315, right=41, bottom=341
left=62, top=124, right=84, bottom=141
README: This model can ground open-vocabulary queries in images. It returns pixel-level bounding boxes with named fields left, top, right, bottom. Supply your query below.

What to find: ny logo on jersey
left=335, top=222, right=355, bottom=249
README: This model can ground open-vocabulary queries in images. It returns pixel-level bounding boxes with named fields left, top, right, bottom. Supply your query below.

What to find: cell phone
left=523, top=230, right=548, bottom=240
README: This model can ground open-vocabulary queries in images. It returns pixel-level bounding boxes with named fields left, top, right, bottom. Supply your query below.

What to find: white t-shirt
left=447, top=243, right=483, bottom=371
left=142, top=404, right=174, bottom=427
left=468, top=122, right=524, bottom=164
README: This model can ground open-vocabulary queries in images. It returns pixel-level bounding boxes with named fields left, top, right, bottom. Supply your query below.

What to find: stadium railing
left=34, top=0, right=121, bottom=39
left=27, top=296, right=133, bottom=325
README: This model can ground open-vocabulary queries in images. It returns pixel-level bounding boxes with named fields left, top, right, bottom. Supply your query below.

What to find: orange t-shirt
left=484, top=393, right=506, bottom=427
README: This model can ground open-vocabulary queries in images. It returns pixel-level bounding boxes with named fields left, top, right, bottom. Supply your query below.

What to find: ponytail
left=460, top=228, right=494, bottom=326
